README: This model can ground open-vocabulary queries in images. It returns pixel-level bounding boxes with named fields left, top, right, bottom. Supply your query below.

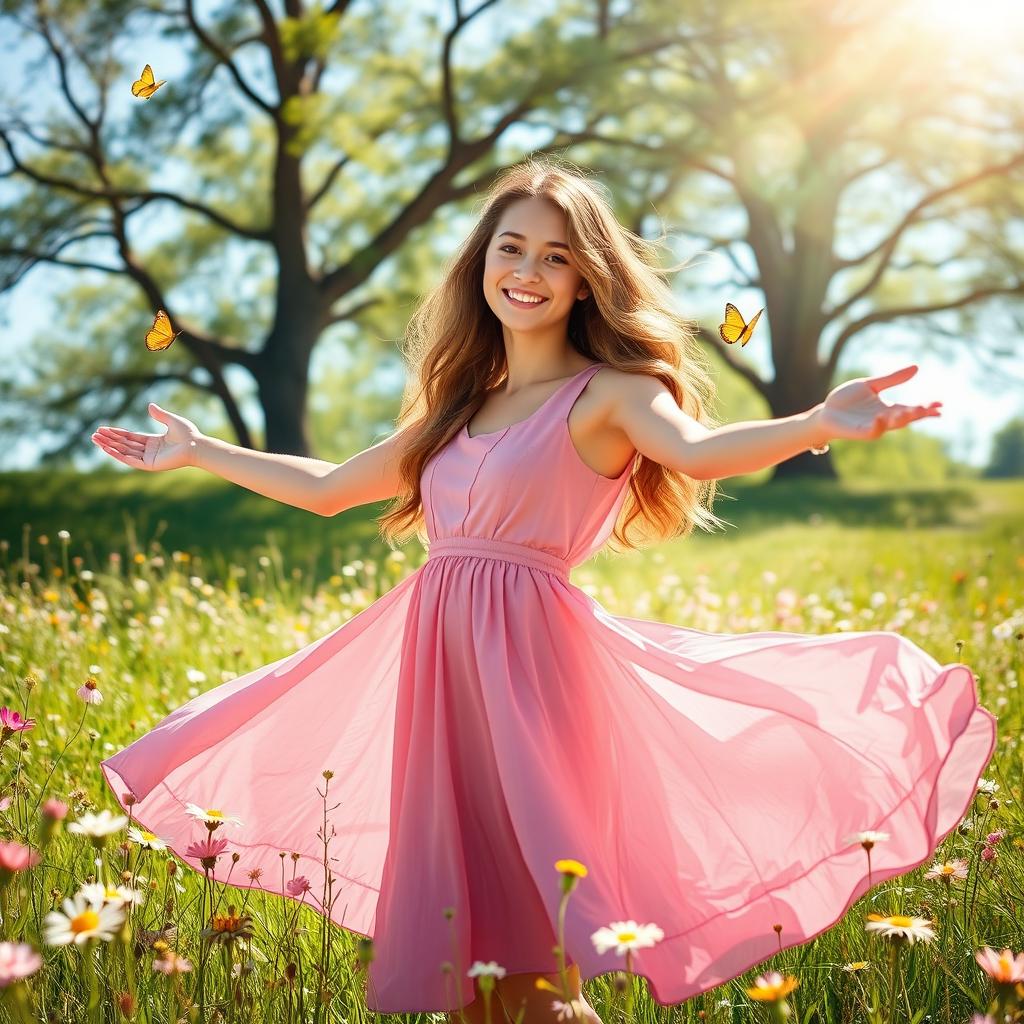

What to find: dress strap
left=545, top=362, right=606, bottom=428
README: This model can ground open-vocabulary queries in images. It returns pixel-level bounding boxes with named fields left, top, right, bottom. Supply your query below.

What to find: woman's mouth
left=502, top=288, right=549, bottom=309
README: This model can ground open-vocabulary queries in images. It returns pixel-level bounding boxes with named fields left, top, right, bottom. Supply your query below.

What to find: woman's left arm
left=609, top=364, right=942, bottom=481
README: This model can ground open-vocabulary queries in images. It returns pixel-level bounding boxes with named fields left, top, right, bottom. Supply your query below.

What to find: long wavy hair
left=377, top=156, right=730, bottom=553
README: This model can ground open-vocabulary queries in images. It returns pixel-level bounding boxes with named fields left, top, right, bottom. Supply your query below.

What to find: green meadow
left=1, top=471, right=1022, bottom=1023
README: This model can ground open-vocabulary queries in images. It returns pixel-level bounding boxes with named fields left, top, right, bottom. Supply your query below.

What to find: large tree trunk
left=253, top=318, right=319, bottom=455
left=770, top=446, right=838, bottom=480
left=763, top=365, right=838, bottom=481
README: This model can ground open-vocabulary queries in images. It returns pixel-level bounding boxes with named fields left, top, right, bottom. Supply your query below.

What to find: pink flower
left=41, top=799, right=68, bottom=821
left=980, top=846, right=996, bottom=862
left=286, top=876, right=311, bottom=897
left=975, top=946, right=1024, bottom=984
left=0, top=941, right=43, bottom=988
left=76, top=678, right=103, bottom=705
left=984, top=830, right=1005, bottom=846
left=0, top=708, right=36, bottom=733
left=0, top=797, right=11, bottom=813
left=0, top=842, right=41, bottom=874
left=185, top=835, right=228, bottom=869
left=152, top=952, right=193, bottom=974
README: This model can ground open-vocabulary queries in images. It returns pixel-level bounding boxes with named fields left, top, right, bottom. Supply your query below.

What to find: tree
left=983, top=416, right=1024, bottom=478
left=3, top=0, right=1022, bottom=480
left=0, top=0, right=711, bottom=459
left=579, top=0, right=1024, bottom=479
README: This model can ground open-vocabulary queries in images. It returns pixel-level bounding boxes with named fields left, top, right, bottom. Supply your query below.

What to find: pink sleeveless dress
left=100, top=362, right=997, bottom=1014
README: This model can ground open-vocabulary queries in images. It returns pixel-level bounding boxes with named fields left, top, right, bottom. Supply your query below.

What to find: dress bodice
left=420, top=363, right=636, bottom=568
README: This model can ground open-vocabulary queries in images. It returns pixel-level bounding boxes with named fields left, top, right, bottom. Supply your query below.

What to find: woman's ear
left=576, top=282, right=590, bottom=301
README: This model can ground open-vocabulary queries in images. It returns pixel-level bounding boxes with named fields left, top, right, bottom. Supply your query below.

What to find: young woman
left=92, top=158, right=996, bottom=1023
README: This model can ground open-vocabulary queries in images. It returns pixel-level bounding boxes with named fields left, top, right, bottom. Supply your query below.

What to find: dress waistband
left=426, top=536, right=570, bottom=579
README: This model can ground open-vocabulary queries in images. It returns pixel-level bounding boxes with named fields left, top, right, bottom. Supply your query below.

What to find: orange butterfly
left=719, top=302, right=763, bottom=347
left=144, top=310, right=181, bottom=352
left=131, top=65, right=166, bottom=100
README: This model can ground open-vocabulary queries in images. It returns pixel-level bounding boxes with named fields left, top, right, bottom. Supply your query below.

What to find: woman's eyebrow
left=497, top=230, right=570, bottom=251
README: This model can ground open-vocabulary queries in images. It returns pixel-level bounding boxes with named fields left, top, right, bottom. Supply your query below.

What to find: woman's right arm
left=92, top=402, right=410, bottom=517
left=193, top=430, right=408, bottom=517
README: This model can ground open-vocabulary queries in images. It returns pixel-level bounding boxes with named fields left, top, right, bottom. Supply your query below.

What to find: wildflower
left=78, top=881, right=144, bottom=908
left=746, top=970, right=799, bottom=1001
left=976, top=778, right=999, bottom=795
left=76, top=678, right=103, bottom=705
left=286, top=875, right=312, bottom=897
left=923, top=858, right=969, bottom=882
left=67, top=809, right=128, bottom=842
left=152, top=951, right=193, bottom=974
left=842, top=961, right=871, bottom=972
left=864, top=914, right=936, bottom=945
left=57, top=530, right=70, bottom=542
left=555, top=858, right=588, bottom=878
left=184, top=803, right=244, bottom=830
left=0, top=841, right=42, bottom=880
left=200, top=904, right=254, bottom=945
left=975, top=946, right=1024, bottom=985
left=551, top=997, right=600, bottom=1020
left=467, top=961, right=507, bottom=979
left=985, top=830, right=1006, bottom=846
left=591, top=920, right=665, bottom=956
left=127, top=825, right=168, bottom=851
left=42, top=892, right=126, bottom=945
left=185, top=835, right=229, bottom=870
left=981, top=846, right=997, bottom=862
left=41, top=799, right=68, bottom=820
left=0, top=941, right=43, bottom=987
left=0, top=708, right=36, bottom=735
left=843, top=830, right=890, bottom=850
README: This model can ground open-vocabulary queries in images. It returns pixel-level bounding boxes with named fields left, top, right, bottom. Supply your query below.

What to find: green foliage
left=984, top=416, right=1024, bottom=479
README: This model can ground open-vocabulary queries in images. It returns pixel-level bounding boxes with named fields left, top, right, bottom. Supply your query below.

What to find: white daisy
left=843, top=830, right=891, bottom=849
left=127, top=825, right=168, bottom=850
left=42, top=892, right=125, bottom=945
left=78, top=881, right=145, bottom=907
left=864, top=914, right=936, bottom=945
left=184, top=803, right=244, bottom=828
left=591, top=920, right=664, bottom=956
left=67, top=809, right=128, bottom=839
left=467, top=960, right=506, bottom=978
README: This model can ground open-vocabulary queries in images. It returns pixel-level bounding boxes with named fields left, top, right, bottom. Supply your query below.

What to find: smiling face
left=482, top=196, right=590, bottom=340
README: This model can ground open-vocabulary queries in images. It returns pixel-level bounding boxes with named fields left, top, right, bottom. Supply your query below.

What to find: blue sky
left=0, top=1, right=1019, bottom=470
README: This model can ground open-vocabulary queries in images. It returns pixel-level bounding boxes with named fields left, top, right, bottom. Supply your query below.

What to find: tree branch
left=824, top=281, right=1024, bottom=382
left=828, top=151, right=1024, bottom=322
left=441, top=0, right=503, bottom=155
left=184, top=0, right=276, bottom=117
left=0, top=128, right=271, bottom=241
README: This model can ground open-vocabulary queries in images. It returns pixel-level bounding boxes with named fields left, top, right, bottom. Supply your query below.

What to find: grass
left=0, top=473, right=1022, bottom=1023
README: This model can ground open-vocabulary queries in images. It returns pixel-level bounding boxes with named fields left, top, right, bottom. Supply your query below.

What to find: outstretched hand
left=91, top=403, right=203, bottom=472
left=813, top=365, right=942, bottom=445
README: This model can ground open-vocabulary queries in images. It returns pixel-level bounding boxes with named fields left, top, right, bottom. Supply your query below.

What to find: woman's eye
left=498, top=244, right=567, bottom=264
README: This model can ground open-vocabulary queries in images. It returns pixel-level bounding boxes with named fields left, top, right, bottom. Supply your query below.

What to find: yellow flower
left=555, top=859, right=588, bottom=878
left=745, top=971, right=799, bottom=1001
left=134, top=553, right=146, bottom=564
left=43, top=590, right=60, bottom=603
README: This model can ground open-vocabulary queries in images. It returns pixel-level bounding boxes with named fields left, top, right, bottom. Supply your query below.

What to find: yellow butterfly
left=131, top=64, right=166, bottom=100
left=144, top=310, right=181, bottom=352
left=719, top=302, right=763, bottom=347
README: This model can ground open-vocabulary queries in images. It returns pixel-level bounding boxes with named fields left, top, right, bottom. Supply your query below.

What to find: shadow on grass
left=1, top=468, right=1005, bottom=586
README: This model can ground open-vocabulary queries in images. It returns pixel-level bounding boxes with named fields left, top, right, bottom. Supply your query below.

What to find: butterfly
left=144, top=310, right=181, bottom=352
left=719, top=302, right=763, bottom=347
left=131, top=65, right=166, bottom=100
